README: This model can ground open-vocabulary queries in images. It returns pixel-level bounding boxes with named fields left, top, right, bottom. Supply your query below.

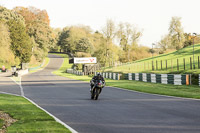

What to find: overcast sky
left=1, top=0, right=200, bottom=47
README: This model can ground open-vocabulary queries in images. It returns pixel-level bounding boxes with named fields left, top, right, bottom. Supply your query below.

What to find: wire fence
left=108, top=56, right=200, bottom=73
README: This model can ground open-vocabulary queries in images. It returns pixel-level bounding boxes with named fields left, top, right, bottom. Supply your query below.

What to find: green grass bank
left=0, top=94, right=71, bottom=133
left=104, top=44, right=200, bottom=74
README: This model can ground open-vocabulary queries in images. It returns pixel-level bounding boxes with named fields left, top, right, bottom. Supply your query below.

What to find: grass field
left=0, top=94, right=71, bottom=133
left=53, top=53, right=200, bottom=99
left=104, top=44, right=200, bottom=74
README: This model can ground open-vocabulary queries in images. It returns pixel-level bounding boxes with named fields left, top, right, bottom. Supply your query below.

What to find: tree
left=102, top=19, right=116, bottom=42
left=116, top=22, right=142, bottom=62
left=0, top=21, right=17, bottom=65
left=58, top=26, right=89, bottom=53
left=13, top=6, right=55, bottom=61
left=50, top=28, right=62, bottom=52
left=102, top=19, right=116, bottom=66
left=76, top=37, right=92, bottom=53
left=169, top=17, right=185, bottom=50
left=0, top=6, right=32, bottom=64
left=157, top=34, right=171, bottom=53
left=0, top=6, right=25, bottom=26
left=183, top=33, right=192, bottom=48
left=120, top=35, right=128, bottom=51
left=7, top=20, right=32, bottom=63
left=93, top=36, right=108, bottom=66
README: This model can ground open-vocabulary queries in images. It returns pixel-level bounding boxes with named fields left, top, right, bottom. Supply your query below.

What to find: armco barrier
left=135, top=73, right=139, bottom=81
left=142, top=73, right=147, bottom=82
left=161, top=74, right=168, bottom=84
left=93, top=72, right=191, bottom=86
left=132, top=73, right=135, bottom=80
left=67, top=69, right=84, bottom=76
left=106, top=73, right=108, bottom=78
left=167, top=74, right=174, bottom=84
left=147, top=74, right=151, bottom=82
left=199, top=74, right=200, bottom=86
left=128, top=73, right=132, bottom=80
left=139, top=73, right=143, bottom=81
left=156, top=74, right=161, bottom=83
left=124, top=73, right=128, bottom=80
left=113, top=73, right=116, bottom=80
left=126, top=73, right=190, bottom=86
left=174, top=75, right=182, bottom=85
left=151, top=74, right=156, bottom=83
left=103, top=73, right=105, bottom=78
left=109, top=73, right=112, bottom=79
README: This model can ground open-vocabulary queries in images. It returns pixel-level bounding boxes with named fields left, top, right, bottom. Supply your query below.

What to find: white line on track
left=0, top=91, right=21, bottom=97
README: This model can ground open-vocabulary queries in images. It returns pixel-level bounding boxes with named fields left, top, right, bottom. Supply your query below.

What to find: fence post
left=152, top=61, right=154, bottom=70
left=198, top=56, right=200, bottom=69
left=190, top=57, right=192, bottom=70
left=166, top=60, right=167, bottom=70
left=177, top=59, right=179, bottom=71
left=156, top=60, right=158, bottom=70
left=171, top=59, right=173, bottom=71
left=161, top=60, right=162, bottom=70
left=183, top=58, right=185, bottom=70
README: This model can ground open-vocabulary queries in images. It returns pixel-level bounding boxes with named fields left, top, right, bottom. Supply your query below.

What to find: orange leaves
left=13, top=6, right=50, bottom=26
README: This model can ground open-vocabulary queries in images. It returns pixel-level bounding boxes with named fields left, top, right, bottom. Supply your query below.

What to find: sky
left=1, top=0, right=200, bottom=47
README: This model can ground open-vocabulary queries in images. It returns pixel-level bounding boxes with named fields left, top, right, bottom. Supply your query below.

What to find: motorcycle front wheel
left=94, top=88, right=99, bottom=100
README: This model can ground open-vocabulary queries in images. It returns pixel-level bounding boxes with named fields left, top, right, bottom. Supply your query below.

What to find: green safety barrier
left=156, top=74, right=161, bottom=83
left=139, top=73, right=143, bottom=81
left=181, top=75, right=186, bottom=85
left=96, top=72, right=190, bottom=86
left=132, top=73, right=135, bottom=80
left=124, top=74, right=128, bottom=80
left=147, top=74, right=151, bottom=82
left=167, top=74, right=174, bottom=84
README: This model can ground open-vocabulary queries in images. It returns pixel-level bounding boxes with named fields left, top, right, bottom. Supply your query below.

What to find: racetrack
left=21, top=54, right=200, bottom=133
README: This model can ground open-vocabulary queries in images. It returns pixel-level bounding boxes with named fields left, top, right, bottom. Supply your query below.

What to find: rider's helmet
left=97, top=73, right=101, bottom=79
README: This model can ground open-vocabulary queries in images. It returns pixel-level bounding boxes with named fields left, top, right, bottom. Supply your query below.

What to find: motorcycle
left=90, top=80, right=103, bottom=100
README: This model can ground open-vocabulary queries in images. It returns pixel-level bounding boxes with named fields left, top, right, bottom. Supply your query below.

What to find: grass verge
left=29, top=57, right=50, bottom=73
left=53, top=53, right=200, bottom=99
left=0, top=94, right=71, bottom=132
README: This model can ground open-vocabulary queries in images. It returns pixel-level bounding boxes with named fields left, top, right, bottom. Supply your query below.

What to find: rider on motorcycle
left=90, top=73, right=105, bottom=93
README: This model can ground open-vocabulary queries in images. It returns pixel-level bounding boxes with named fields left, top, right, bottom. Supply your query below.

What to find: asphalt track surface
left=1, top=54, right=200, bottom=133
